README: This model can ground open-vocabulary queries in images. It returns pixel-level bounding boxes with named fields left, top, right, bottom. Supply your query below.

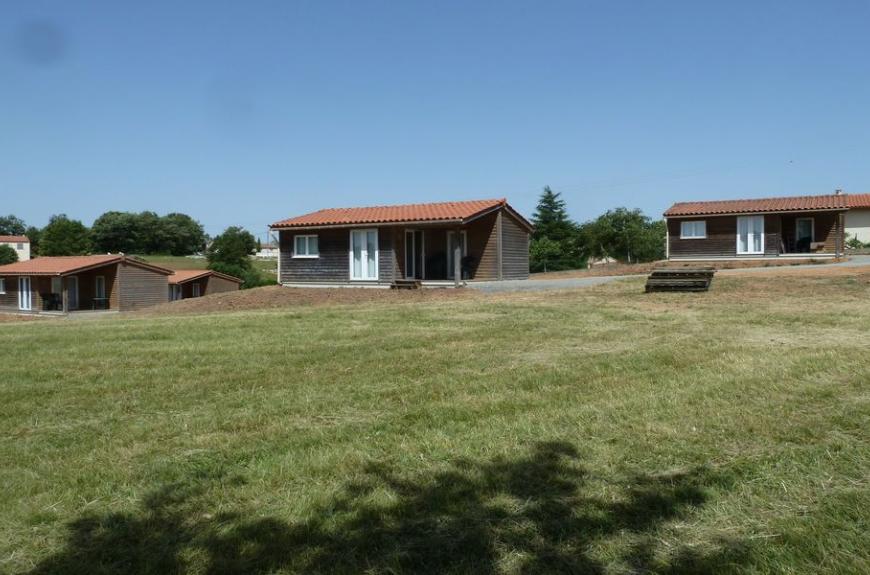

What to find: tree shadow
left=27, top=442, right=750, bottom=574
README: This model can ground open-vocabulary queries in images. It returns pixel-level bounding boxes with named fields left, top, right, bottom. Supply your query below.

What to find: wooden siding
left=467, top=212, right=499, bottom=280
left=280, top=228, right=395, bottom=284
left=0, top=276, right=20, bottom=310
left=669, top=215, right=779, bottom=258
left=118, top=263, right=169, bottom=311
left=668, top=212, right=846, bottom=258
left=277, top=207, right=529, bottom=283
left=500, top=211, right=530, bottom=279
left=205, top=275, right=241, bottom=295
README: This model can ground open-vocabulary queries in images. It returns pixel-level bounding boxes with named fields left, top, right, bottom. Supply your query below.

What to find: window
left=192, top=283, right=202, bottom=297
left=680, top=221, right=706, bottom=239
left=0, top=278, right=4, bottom=294
left=16, top=243, right=23, bottom=250
left=293, top=235, right=319, bottom=258
left=95, top=276, right=106, bottom=299
left=737, top=216, right=764, bottom=254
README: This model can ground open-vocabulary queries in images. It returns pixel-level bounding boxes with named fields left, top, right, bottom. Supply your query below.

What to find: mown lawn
left=1, top=272, right=869, bottom=574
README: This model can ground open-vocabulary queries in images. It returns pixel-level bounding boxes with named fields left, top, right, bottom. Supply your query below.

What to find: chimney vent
left=835, top=188, right=843, bottom=195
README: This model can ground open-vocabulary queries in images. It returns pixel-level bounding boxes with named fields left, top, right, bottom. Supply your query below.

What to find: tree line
left=530, top=186, right=665, bottom=272
left=0, top=211, right=207, bottom=257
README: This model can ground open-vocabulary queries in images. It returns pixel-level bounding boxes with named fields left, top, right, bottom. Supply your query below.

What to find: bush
left=0, top=244, right=18, bottom=265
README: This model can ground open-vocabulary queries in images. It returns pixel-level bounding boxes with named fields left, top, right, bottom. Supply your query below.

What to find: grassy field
left=138, top=255, right=278, bottom=276
left=1, top=271, right=869, bottom=574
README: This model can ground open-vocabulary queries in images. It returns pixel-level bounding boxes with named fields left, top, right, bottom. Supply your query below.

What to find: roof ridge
left=670, top=193, right=846, bottom=206
left=306, top=198, right=503, bottom=213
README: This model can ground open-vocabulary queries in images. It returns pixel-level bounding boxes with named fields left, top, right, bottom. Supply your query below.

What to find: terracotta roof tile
left=272, top=198, right=522, bottom=228
left=0, top=235, right=29, bottom=243
left=664, top=194, right=849, bottom=217
left=846, top=193, right=870, bottom=208
left=0, top=255, right=173, bottom=276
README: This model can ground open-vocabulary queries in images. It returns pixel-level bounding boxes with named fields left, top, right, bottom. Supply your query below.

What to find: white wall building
left=0, top=236, right=30, bottom=261
left=844, top=194, right=870, bottom=243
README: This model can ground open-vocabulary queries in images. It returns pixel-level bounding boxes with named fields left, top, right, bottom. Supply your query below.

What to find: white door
left=737, top=216, right=764, bottom=255
left=18, top=277, right=31, bottom=311
left=67, top=276, right=79, bottom=310
left=350, top=229, right=378, bottom=281
left=446, top=231, right=467, bottom=279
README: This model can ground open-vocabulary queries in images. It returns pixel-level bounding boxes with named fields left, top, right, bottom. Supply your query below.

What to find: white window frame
left=293, top=234, right=319, bottom=258
left=736, top=215, right=765, bottom=255
left=18, top=277, right=31, bottom=311
left=795, top=217, right=815, bottom=243
left=0, top=278, right=5, bottom=294
left=349, top=229, right=379, bottom=281
left=679, top=220, right=707, bottom=239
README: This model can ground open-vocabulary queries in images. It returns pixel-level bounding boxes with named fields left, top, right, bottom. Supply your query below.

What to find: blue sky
left=2, top=1, right=870, bottom=238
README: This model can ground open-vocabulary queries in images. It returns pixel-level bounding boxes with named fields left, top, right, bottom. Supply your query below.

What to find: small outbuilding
left=0, top=255, right=172, bottom=313
left=168, top=270, right=243, bottom=301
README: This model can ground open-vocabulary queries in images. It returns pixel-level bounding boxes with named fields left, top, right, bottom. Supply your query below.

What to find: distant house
left=845, top=193, right=870, bottom=243
left=270, top=198, right=532, bottom=287
left=0, top=236, right=30, bottom=262
left=255, top=243, right=279, bottom=258
left=0, top=255, right=172, bottom=313
left=168, top=270, right=243, bottom=300
left=664, top=193, right=852, bottom=260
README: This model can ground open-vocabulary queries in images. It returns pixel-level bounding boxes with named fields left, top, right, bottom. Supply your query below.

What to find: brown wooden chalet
left=664, top=193, right=851, bottom=260
left=270, top=198, right=532, bottom=287
left=0, top=255, right=172, bottom=313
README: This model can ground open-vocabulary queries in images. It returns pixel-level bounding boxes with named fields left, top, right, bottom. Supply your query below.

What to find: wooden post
left=453, top=230, right=462, bottom=288
left=62, top=277, right=69, bottom=313
left=496, top=210, right=503, bottom=280
left=392, top=228, right=397, bottom=284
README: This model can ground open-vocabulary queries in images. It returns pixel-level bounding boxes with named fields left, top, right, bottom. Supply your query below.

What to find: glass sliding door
left=736, top=216, right=764, bottom=255
left=350, top=229, right=379, bottom=281
left=18, top=277, right=31, bottom=311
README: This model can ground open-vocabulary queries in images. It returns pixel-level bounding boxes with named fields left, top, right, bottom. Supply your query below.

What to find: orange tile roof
left=0, top=255, right=173, bottom=276
left=664, top=194, right=849, bottom=217
left=272, top=198, right=530, bottom=229
left=846, top=193, right=870, bottom=208
left=169, top=269, right=243, bottom=284
left=0, top=235, right=29, bottom=243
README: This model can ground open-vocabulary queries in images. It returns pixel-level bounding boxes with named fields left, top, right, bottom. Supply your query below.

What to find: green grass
left=1, top=273, right=869, bottom=574
left=138, top=255, right=278, bottom=276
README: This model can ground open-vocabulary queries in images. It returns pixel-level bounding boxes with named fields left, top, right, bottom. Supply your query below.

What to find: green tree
left=161, top=213, right=207, bottom=256
left=137, top=211, right=168, bottom=254
left=39, top=214, right=92, bottom=256
left=0, top=244, right=18, bottom=265
left=206, top=226, right=268, bottom=288
left=0, top=215, right=27, bottom=236
left=529, top=237, right=564, bottom=273
left=24, top=226, right=41, bottom=256
left=579, top=208, right=665, bottom=263
left=529, top=186, right=583, bottom=272
left=91, top=211, right=143, bottom=254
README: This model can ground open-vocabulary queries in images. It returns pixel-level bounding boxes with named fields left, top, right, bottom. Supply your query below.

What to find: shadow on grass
left=28, top=442, right=750, bottom=574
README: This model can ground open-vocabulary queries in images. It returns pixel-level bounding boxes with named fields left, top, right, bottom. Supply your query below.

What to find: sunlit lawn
left=1, top=272, right=868, bottom=574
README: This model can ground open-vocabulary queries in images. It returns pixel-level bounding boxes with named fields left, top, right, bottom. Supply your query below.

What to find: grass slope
left=1, top=273, right=869, bottom=574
